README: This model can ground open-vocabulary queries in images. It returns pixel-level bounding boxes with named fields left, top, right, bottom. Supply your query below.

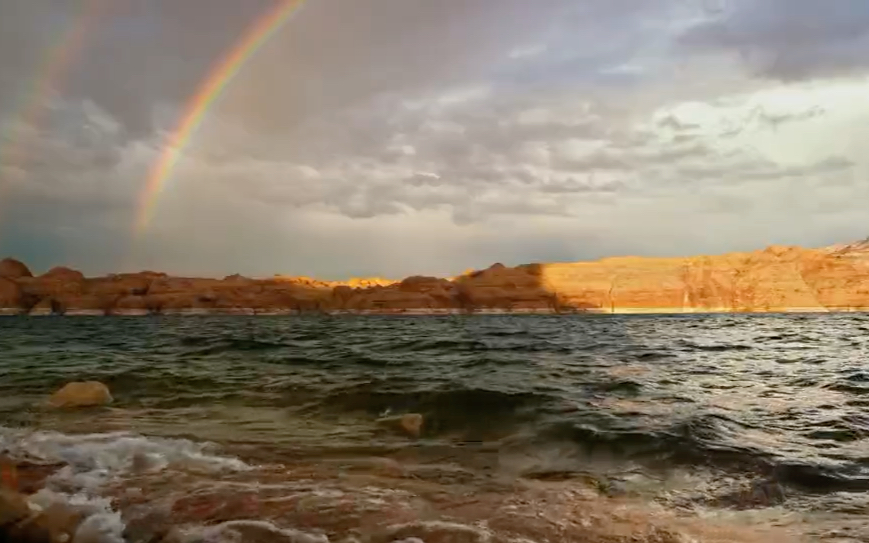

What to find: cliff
left=2, top=240, right=869, bottom=315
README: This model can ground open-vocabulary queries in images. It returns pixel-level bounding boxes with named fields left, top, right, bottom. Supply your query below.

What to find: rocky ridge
left=1, top=240, right=869, bottom=315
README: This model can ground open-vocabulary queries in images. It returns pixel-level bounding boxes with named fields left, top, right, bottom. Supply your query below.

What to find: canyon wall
left=2, top=241, right=869, bottom=315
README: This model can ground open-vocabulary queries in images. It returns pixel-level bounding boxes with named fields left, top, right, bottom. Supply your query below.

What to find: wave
left=179, top=336, right=290, bottom=356
left=679, top=341, right=754, bottom=352
left=531, top=413, right=766, bottom=469
left=0, top=428, right=828, bottom=543
left=0, top=426, right=251, bottom=543
left=313, top=382, right=550, bottom=438
left=0, top=427, right=248, bottom=480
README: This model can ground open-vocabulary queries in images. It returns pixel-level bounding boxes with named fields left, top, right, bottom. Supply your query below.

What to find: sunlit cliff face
left=539, top=243, right=869, bottom=313
left=1, top=0, right=869, bottom=278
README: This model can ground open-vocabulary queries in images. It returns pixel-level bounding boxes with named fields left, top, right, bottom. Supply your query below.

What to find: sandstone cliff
left=1, top=241, right=868, bottom=315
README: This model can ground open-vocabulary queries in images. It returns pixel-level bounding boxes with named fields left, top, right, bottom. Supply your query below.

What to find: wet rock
left=119, top=507, right=174, bottom=543
left=0, top=487, right=32, bottom=526
left=323, top=457, right=408, bottom=479
left=376, top=414, right=424, bottom=438
left=200, top=520, right=329, bottom=543
left=0, top=457, right=64, bottom=495
left=0, top=488, right=85, bottom=543
left=47, top=382, right=113, bottom=408
left=170, top=493, right=262, bottom=524
left=30, top=503, right=85, bottom=543
left=373, top=521, right=492, bottom=543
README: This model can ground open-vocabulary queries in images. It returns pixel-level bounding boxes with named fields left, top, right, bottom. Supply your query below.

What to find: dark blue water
left=2, top=313, right=869, bottom=541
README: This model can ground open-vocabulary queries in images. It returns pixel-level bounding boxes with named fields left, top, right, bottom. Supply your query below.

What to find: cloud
left=679, top=0, right=869, bottom=80
left=2, top=0, right=869, bottom=278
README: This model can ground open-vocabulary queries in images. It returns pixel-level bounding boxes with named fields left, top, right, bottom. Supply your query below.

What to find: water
left=2, top=313, right=869, bottom=542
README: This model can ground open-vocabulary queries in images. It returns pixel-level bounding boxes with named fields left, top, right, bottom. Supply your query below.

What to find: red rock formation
left=1, top=241, right=868, bottom=314
left=0, top=277, right=22, bottom=310
left=0, top=258, right=31, bottom=279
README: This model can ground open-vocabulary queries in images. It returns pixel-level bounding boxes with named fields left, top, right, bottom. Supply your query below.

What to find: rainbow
left=0, top=0, right=104, bottom=204
left=135, top=0, right=307, bottom=234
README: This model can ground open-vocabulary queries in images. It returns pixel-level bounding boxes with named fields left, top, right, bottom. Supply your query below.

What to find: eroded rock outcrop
left=539, top=243, right=869, bottom=312
left=0, top=277, right=22, bottom=310
left=0, top=258, right=32, bottom=279
left=2, top=240, right=868, bottom=314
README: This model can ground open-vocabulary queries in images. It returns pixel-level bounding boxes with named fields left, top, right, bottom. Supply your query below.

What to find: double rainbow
left=135, top=0, right=307, bottom=234
left=0, top=0, right=105, bottom=213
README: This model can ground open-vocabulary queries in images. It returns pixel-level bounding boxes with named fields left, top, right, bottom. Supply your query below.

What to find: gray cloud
left=680, top=0, right=869, bottom=79
left=2, top=0, right=869, bottom=277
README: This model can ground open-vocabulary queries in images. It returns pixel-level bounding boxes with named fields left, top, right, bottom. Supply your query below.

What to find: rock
left=88, top=273, right=155, bottom=298
left=17, top=267, right=87, bottom=306
left=40, top=267, right=85, bottom=283
left=0, top=487, right=32, bottom=526
left=398, top=276, right=449, bottom=292
left=114, top=295, right=149, bottom=313
left=377, top=414, right=424, bottom=438
left=2, top=238, right=869, bottom=314
left=0, top=488, right=86, bottom=543
left=28, top=298, right=57, bottom=316
left=332, top=285, right=354, bottom=300
left=47, top=382, right=113, bottom=408
left=1, top=487, right=85, bottom=543
left=0, top=258, right=32, bottom=279
left=0, top=457, right=64, bottom=494
left=0, top=277, right=22, bottom=309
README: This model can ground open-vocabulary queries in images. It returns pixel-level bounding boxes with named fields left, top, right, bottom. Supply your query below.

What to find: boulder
left=47, top=382, right=113, bottom=408
left=377, top=413, right=424, bottom=438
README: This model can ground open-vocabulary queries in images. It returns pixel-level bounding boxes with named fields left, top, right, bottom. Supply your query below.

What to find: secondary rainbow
left=135, top=0, right=306, bottom=234
left=0, top=0, right=103, bottom=202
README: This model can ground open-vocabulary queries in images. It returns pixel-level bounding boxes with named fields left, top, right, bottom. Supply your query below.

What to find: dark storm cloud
left=680, top=0, right=869, bottom=79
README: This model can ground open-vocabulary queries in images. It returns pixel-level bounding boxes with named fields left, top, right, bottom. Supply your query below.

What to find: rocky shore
left=2, top=240, right=869, bottom=315
left=1, top=452, right=803, bottom=543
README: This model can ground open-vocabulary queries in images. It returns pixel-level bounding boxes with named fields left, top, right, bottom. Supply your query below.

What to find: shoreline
left=3, top=306, right=869, bottom=316
left=4, top=241, right=869, bottom=320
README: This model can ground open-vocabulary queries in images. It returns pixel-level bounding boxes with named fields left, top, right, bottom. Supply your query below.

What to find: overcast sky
left=1, top=0, right=868, bottom=279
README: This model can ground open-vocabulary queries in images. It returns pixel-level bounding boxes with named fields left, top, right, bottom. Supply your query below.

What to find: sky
left=1, top=0, right=868, bottom=279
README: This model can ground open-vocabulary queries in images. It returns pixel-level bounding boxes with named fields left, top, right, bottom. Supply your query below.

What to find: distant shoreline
left=4, top=241, right=869, bottom=317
